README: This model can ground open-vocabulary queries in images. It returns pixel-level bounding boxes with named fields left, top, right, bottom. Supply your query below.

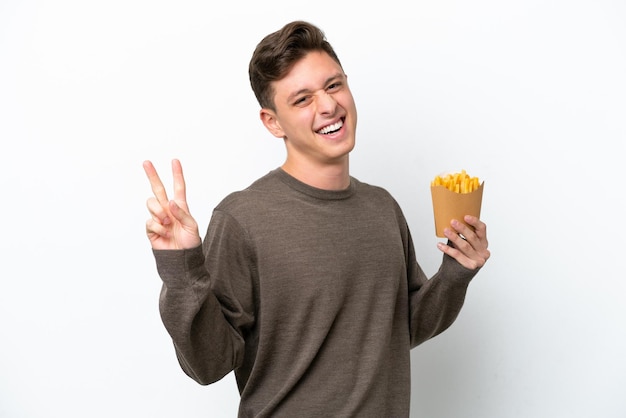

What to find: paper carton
left=431, top=181, right=484, bottom=238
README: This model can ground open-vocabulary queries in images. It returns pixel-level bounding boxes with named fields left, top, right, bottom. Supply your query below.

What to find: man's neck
left=281, top=158, right=350, bottom=191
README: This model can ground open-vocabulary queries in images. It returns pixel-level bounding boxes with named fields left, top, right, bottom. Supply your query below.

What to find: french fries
left=431, top=169, right=480, bottom=194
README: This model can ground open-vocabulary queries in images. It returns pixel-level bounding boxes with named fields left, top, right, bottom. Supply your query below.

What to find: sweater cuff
left=439, top=252, right=480, bottom=283
left=153, top=245, right=206, bottom=288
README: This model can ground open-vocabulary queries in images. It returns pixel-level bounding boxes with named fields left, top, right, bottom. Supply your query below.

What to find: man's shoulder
left=352, top=177, right=396, bottom=201
left=214, top=169, right=286, bottom=211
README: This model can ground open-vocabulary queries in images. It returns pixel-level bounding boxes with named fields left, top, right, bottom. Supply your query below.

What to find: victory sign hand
left=143, top=159, right=202, bottom=250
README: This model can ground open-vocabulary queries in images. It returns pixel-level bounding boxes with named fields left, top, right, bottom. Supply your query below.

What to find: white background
left=1, top=1, right=625, bottom=417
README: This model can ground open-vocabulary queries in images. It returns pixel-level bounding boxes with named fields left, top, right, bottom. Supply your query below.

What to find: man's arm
left=407, top=216, right=490, bottom=347
left=154, top=245, right=246, bottom=385
left=144, top=160, right=248, bottom=384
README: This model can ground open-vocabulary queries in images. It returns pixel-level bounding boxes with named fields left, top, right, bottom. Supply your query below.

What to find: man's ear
left=260, top=109, right=285, bottom=138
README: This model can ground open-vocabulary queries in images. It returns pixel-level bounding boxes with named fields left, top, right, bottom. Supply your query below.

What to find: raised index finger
left=143, top=160, right=169, bottom=206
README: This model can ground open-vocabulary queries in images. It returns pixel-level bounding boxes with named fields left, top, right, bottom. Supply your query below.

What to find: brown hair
left=249, top=21, right=343, bottom=111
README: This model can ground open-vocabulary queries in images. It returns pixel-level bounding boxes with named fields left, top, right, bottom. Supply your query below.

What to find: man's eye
left=327, top=82, right=342, bottom=91
left=294, top=96, right=310, bottom=105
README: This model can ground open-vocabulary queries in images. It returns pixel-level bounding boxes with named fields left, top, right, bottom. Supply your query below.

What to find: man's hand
left=143, top=159, right=202, bottom=250
left=437, top=215, right=490, bottom=270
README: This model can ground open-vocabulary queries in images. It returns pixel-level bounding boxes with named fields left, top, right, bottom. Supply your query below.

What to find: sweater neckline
left=274, top=168, right=357, bottom=200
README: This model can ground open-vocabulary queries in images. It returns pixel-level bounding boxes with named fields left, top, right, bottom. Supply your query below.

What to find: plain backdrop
left=1, top=1, right=625, bottom=417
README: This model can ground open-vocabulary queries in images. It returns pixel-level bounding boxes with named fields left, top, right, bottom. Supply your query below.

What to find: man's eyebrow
left=287, top=73, right=344, bottom=102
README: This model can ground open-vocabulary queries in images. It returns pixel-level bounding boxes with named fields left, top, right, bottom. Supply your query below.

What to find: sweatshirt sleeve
left=405, top=227, right=479, bottom=348
left=154, top=210, right=256, bottom=385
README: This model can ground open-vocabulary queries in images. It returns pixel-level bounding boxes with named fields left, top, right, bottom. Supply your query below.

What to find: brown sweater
left=154, top=168, right=477, bottom=417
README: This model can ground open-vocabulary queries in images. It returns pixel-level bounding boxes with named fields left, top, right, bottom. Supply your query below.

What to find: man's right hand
left=143, top=159, right=202, bottom=250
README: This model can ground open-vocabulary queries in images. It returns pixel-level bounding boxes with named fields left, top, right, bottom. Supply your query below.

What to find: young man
left=144, top=21, right=490, bottom=417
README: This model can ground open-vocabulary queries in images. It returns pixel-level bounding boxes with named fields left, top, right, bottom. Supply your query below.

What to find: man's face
left=261, top=51, right=357, bottom=170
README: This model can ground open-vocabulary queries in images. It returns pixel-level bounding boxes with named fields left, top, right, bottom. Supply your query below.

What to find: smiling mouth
left=316, top=118, right=344, bottom=135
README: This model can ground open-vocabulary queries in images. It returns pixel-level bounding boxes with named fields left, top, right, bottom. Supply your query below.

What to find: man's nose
left=317, top=91, right=337, bottom=114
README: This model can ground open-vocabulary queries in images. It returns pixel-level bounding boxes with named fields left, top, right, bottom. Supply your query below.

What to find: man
left=144, top=20, right=490, bottom=417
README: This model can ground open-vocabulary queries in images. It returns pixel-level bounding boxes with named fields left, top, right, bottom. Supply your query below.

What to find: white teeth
left=317, top=120, right=343, bottom=134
